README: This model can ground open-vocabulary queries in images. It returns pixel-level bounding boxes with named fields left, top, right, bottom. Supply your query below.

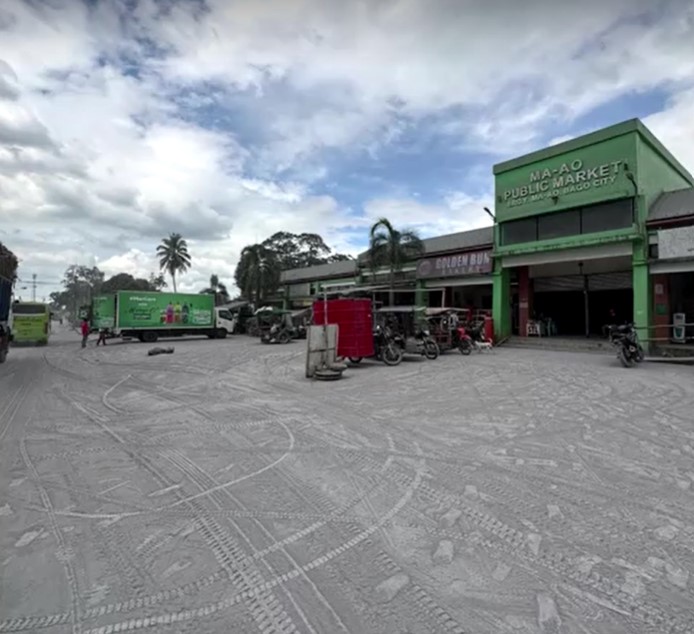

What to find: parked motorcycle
left=457, top=321, right=489, bottom=355
left=609, top=323, right=644, bottom=368
left=374, top=325, right=404, bottom=366
left=387, top=326, right=438, bottom=360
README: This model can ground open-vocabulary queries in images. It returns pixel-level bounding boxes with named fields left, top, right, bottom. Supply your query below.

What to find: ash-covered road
left=1, top=327, right=694, bottom=633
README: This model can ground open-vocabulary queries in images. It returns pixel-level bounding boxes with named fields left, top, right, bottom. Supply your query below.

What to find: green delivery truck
left=91, top=291, right=237, bottom=343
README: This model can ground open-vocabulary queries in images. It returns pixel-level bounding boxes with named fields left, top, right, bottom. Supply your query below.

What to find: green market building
left=280, top=119, right=694, bottom=347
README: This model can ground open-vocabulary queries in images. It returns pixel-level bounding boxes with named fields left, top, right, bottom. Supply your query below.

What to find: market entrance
left=533, top=275, right=633, bottom=336
left=515, top=254, right=634, bottom=337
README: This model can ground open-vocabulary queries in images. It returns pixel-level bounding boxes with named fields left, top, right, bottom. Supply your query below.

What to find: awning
left=502, top=242, right=633, bottom=268
left=650, top=260, right=694, bottom=274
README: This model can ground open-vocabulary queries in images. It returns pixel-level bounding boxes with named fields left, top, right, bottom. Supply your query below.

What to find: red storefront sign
left=416, top=250, right=492, bottom=279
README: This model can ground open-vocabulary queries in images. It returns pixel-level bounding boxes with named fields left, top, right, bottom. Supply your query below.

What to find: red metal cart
left=312, top=298, right=374, bottom=360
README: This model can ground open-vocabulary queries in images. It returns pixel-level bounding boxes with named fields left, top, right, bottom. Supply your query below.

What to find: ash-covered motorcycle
left=608, top=323, right=644, bottom=368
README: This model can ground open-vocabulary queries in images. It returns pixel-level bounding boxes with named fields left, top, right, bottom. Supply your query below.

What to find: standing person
left=96, top=328, right=107, bottom=346
left=80, top=318, right=90, bottom=348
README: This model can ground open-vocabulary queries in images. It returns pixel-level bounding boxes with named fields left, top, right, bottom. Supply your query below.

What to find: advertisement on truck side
left=92, top=295, right=116, bottom=329
left=117, top=292, right=214, bottom=329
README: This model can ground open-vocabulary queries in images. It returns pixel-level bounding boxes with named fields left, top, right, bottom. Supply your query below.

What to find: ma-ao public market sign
left=416, top=250, right=492, bottom=279
left=501, top=158, right=625, bottom=209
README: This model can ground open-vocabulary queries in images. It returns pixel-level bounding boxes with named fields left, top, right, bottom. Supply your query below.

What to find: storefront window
left=537, top=209, right=581, bottom=241
left=501, top=218, right=537, bottom=245
left=581, top=199, right=633, bottom=234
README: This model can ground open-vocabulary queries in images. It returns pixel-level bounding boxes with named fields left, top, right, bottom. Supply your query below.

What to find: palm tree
left=368, top=218, right=425, bottom=306
left=156, top=233, right=191, bottom=292
left=201, top=274, right=229, bottom=305
left=234, top=244, right=280, bottom=306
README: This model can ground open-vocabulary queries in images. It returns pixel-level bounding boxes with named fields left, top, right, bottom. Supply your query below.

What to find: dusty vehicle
left=426, top=307, right=472, bottom=355
left=608, top=322, right=644, bottom=367
left=290, top=308, right=311, bottom=340
left=376, top=306, right=439, bottom=360
left=256, top=308, right=295, bottom=344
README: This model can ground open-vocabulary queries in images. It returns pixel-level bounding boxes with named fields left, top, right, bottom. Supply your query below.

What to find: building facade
left=492, top=119, right=694, bottom=343
left=279, top=119, right=694, bottom=348
left=280, top=228, right=494, bottom=312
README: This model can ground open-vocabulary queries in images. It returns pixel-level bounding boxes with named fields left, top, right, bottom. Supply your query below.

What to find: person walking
left=80, top=318, right=90, bottom=348
left=96, top=328, right=107, bottom=346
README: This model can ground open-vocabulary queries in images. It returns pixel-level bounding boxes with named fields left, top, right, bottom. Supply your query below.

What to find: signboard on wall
left=416, top=250, right=492, bottom=279
left=658, top=226, right=694, bottom=259
left=494, top=135, right=637, bottom=221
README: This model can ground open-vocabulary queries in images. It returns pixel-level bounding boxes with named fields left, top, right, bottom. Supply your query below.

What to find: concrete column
left=632, top=259, right=650, bottom=345
left=492, top=264, right=511, bottom=340
left=415, top=280, right=426, bottom=308
left=652, top=274, right=670, bottom=343
left=517, top=266, right=533, bottom=337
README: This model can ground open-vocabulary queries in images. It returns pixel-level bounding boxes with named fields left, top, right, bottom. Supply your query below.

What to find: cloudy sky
left=1, top=0, right=693, bottom=299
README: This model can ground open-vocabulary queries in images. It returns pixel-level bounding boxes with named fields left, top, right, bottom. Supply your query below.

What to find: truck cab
left=214, top=307, right=237, bottom=338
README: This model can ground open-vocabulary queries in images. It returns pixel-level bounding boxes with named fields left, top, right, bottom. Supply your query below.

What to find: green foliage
left=234, top=244, right=281, bottom=304
left=156, top=233, right=192, bottom=292
left=233, top=231, right=352, bottom=302
left=101, top=273, right=162, bottom=293
left=368, top=217, right=425, bottom=305
left=261, top=231, right=353, bottom=270
left=200, top=274, right=230, bottom=306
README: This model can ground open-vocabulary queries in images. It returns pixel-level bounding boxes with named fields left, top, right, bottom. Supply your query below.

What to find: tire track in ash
left=0, top=437, right=427, bottom=634
left=346, top=445, right=694, bottom=633
left=2, top=461, right=401, bottom=633
left=78, top=448, right=427, bottom=634
left=275, top=445, right=468, bottom=634
left=19, top=438, right=83, bottom=634
left=0, top=382, right=30, bottom=445
left=56, top=375, right=299, bottom=634
left=163, top=448, right=348, bottom=634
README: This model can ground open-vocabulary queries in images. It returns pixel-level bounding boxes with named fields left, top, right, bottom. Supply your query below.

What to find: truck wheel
left=278, top=331, right=290, bottom=344
left=216, top=328, right=228, bottom=339
left=142, top=331, right=158, bottom=343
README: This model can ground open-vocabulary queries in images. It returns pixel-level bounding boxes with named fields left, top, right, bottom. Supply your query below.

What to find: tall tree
left=368, top=218, right=425, bottom=306
left=53, top=265, right=105, bottom=318
left=101, top=273, right=161, bottom=293
left=234, top=244, right=280, bottom=305
left=261, top=232, right=352, bottom=270
left=201, top=274, right=229, bottom=305
left=148, top=273, right=167, bottom=291
left=156, top=233, right=191, bottom=292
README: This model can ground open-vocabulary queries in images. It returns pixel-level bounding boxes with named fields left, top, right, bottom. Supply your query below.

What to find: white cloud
left=645, top=87, right=694, bottom=177
left=1, top=0, right=694, bottom=302
left=364, top=192, right=492, bottom=239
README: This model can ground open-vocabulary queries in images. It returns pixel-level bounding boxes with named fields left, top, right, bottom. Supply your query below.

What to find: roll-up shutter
left=534, top=276, right=583, bottom=292
left=534, top=272, right=632, bottom=293
left=587, top=271, right=632, bottom=291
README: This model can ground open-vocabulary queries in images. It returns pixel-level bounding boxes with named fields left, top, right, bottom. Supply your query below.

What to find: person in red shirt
left=80, top=319, right=90, bottom=348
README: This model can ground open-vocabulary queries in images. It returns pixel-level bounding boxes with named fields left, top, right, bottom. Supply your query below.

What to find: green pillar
left=632, top=245, right=650, bottom=349
left=632, top=194, right=650, bottom=349
left=415, top=280, right=426, bottom=308
left=492, top=263, right=511, bottom=340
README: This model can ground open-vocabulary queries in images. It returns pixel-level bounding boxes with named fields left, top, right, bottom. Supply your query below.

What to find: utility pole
left=32, top=273, right=37, bottom=302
